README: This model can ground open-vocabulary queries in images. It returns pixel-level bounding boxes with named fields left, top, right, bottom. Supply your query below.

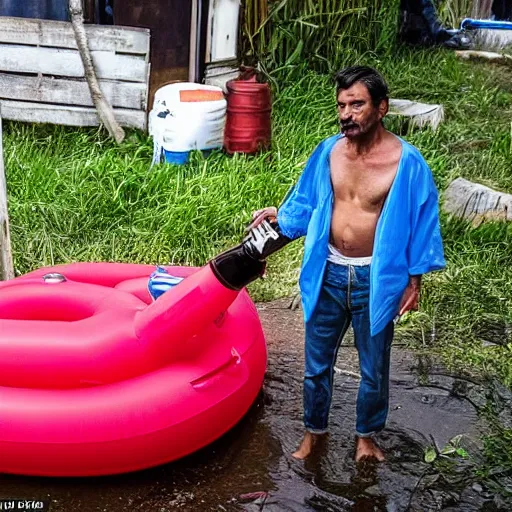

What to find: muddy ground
left=0, top=298, right=509, bottom=511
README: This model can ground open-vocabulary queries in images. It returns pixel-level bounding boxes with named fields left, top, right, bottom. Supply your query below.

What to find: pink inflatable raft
left=0, top=261, right=267, bottom=477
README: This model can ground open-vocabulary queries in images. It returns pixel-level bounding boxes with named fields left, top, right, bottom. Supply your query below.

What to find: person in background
left=399, top=0, right=471, bottom=49
left=250, top=66, right=445, bottom=461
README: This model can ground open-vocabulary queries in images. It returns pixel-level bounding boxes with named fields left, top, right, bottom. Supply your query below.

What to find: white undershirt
left=327, top=243, right=372, bottom=266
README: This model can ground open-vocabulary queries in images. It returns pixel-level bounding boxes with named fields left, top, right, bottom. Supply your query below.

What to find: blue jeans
left=304, top=260, right=394, bottom=437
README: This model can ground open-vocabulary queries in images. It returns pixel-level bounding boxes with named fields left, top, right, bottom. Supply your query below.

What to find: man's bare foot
left=355, top=436, right=385, bottom=462
left=292, top=432, right=325, bottom=460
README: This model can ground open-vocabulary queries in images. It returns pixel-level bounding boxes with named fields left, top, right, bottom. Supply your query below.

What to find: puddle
left=0, top=299, right=509, bottom=511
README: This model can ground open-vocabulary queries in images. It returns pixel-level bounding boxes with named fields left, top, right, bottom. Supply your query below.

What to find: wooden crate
left=0, top=16, right=150, bottom=130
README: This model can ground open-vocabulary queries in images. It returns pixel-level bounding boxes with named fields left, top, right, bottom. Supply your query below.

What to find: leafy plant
left=241, top=0, right=401, bottom=80
left=424, top=435, right=470, bottom=464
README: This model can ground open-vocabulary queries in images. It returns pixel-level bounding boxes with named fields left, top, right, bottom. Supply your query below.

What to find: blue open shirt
left=277, top=134, right=446, bottom=336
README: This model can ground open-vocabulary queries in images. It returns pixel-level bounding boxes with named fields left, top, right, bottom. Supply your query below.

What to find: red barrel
left=224, top=75, right=272, bottom=155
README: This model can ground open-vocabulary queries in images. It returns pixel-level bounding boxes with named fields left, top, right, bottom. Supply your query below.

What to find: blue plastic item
left=163, top=149, right=216, bottom=165
left=461, top=18, right=512, bottom=31
left=164, top=150, right=190, bottom=165
left=148, top=266, right=185, bottom=301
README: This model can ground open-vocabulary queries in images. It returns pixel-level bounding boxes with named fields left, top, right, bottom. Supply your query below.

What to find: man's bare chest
left=330, top=158, right=398, bottom=208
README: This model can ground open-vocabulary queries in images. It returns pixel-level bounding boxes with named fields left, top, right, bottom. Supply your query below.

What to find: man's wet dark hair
left=335, top=66, right=389, bottom=107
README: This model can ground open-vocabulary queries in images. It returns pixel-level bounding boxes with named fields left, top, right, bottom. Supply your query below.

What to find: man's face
left=337, top=82, right=388, bottom=139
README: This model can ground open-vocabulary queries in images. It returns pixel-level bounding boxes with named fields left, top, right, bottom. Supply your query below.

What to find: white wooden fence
left=0, top=109, right=14, bottom=280
left=0, top=17, right=150, bottom=130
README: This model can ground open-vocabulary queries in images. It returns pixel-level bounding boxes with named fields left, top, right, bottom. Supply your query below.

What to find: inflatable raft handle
left=190, top=348, right=243, bottom=390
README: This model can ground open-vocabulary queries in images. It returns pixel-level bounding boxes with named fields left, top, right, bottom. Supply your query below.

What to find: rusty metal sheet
left=113, top=0, right=192, bottom=108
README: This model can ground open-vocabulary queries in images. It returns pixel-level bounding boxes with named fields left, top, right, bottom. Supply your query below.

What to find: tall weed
left=241, top=0, right=400, bottom=79
left=438, top=0, right=475, bottom=28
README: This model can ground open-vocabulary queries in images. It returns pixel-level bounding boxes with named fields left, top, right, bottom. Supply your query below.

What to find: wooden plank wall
left=0, top=17, right=150, bottom=130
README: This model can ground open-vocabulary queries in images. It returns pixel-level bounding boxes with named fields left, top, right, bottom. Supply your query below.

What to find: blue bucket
left=164, top=150, right=190, bottom=165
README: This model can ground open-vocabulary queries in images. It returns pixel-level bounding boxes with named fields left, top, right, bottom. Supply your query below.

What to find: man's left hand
left=399, top=275, right=422, bottom=316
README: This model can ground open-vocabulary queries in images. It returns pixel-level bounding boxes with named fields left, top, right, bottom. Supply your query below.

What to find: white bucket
left=149, top=83, right=227, bottom=165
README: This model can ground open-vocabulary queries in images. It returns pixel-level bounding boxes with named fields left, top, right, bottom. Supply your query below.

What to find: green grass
left=438, top=0, right=474, bottom=28
left=372, top=50, right=512, bottom=390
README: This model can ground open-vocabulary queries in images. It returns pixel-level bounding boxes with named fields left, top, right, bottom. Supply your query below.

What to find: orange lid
left=179, top=90, right=224, bottom=102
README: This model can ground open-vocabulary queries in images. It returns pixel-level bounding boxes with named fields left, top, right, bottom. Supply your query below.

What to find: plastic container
left=163, top=151, right=191, bottom=165
left=149, top=83, right=227, bottom=165
left=224, top=75, right=271, bottom=155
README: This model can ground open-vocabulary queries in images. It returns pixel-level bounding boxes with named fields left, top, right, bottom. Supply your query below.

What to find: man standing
left=251, top=66, right=445, bottom=461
